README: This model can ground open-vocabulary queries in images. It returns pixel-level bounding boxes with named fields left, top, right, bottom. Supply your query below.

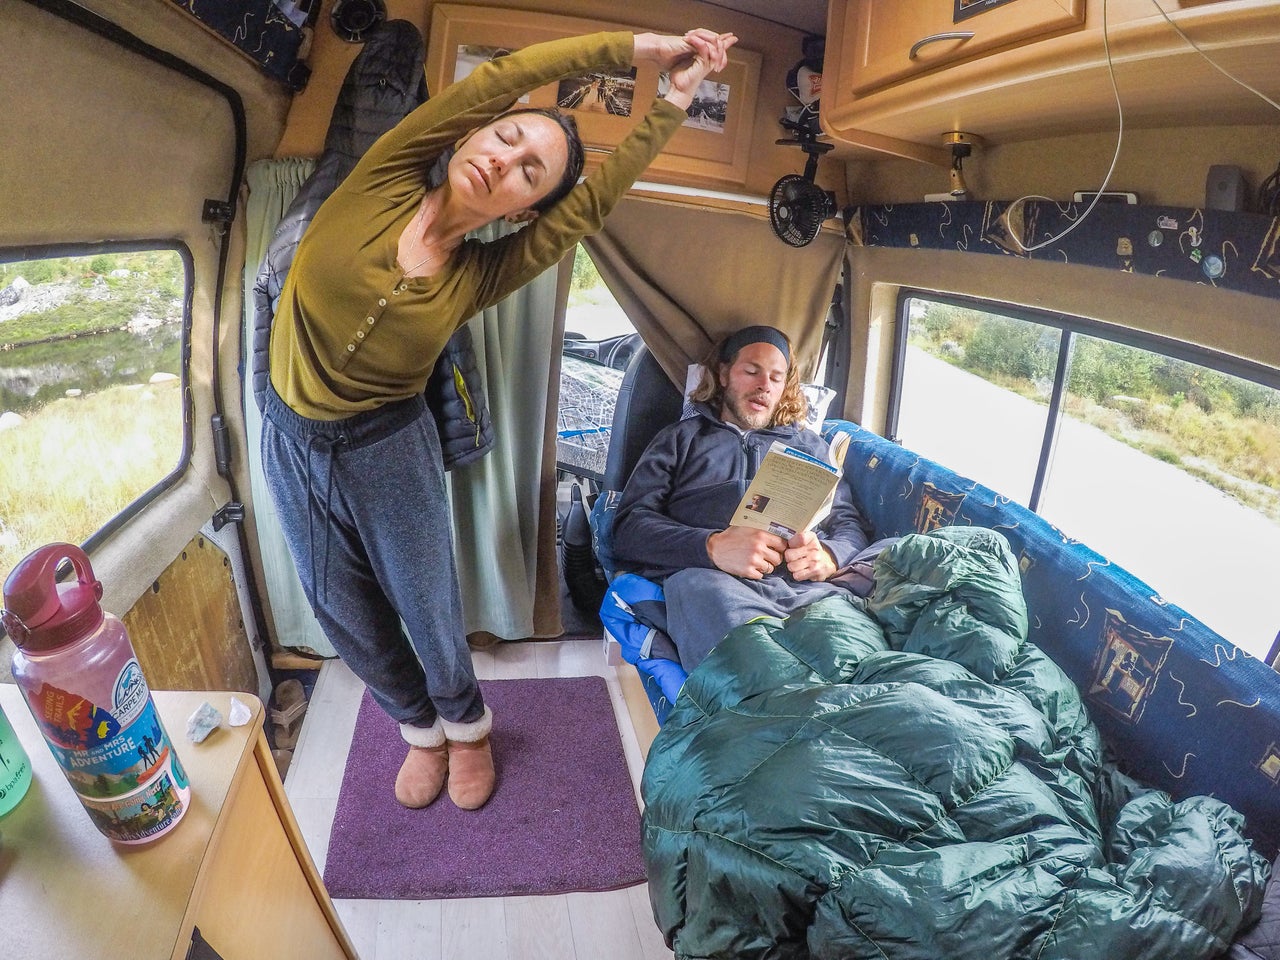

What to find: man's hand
left=707, top=526, right=786, bottom=580
left=784, top=530, right=838, bottom=582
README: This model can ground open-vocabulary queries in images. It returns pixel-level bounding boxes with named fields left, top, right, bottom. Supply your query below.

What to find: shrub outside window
left=0, top=248, right=189, bottom=577
left=890, top=292, right=1280, bottom=661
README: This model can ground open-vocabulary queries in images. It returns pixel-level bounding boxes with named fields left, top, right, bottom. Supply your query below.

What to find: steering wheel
left=605, top=333, right=643, bottom=371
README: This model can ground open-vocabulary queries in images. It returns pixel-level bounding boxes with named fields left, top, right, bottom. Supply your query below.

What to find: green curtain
left=241, top=159, right=561, bottom=656
left=445, top=219, right=562, bottom=640
left=242, top=157, right=332, bottom=656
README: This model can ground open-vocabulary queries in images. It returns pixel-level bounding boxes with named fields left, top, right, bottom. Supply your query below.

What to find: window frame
left=0, top=239, right=195, bottom=553
left=888, top=288, right=1280, bottom=511
left=888, top=288, right=1280, bottom=663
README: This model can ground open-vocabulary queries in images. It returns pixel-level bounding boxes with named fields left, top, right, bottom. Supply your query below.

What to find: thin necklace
left=399, top=197, right=458, bottom=275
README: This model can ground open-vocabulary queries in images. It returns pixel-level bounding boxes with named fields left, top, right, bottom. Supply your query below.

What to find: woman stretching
left=261, top=28, right=736, bottom=810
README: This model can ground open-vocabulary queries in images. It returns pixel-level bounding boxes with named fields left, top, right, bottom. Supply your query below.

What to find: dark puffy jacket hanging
left=250, top=19, right=494, bottom=469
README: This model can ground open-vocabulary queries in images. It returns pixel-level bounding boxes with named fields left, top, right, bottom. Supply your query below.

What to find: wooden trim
left=615, top=662, right=661, bottom=760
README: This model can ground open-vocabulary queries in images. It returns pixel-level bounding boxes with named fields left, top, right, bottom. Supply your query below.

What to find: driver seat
left=589, top=343, right=688, bottom=722
left=602, top=344, right=685, bottom=496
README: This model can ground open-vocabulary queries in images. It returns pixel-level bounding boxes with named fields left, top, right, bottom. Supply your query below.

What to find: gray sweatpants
left=260, top=383, right=484, bottom=729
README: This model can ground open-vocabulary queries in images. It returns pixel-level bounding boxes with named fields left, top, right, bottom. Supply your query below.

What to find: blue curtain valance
left=854, top=201, right=1280, bottom=301
left=167, top=0, right=310, bottom=89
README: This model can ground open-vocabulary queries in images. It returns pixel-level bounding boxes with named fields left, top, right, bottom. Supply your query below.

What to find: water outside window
left=894, top=294, right=1280, bottom=660
left=0, top=251, right=186, bottom=575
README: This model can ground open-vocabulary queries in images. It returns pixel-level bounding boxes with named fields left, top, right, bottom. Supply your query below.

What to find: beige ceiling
left=690, top=0, right=828, bottom=36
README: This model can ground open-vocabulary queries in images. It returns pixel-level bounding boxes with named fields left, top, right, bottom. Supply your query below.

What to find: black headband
left=719, top=326, right=791, bottom=366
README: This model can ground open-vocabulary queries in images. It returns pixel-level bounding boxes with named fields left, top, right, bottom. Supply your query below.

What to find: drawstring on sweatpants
left=304, top=432, right=347, bottom=604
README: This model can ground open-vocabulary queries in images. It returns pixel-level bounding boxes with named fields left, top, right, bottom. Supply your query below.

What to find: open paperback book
left=731, top=433, right=850, bottom=540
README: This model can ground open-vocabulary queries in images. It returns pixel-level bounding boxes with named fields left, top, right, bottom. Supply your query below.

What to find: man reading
left=611, top=326, right=873, bottom=671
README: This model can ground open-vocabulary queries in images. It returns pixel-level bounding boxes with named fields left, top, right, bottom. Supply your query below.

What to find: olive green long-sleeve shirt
left=269, top=31, right=685, bottom=419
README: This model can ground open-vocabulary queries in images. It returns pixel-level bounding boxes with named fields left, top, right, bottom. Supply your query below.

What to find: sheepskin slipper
left=394, top=744, right=449, bottom=809
left=446, top=736, right=495, bottom=810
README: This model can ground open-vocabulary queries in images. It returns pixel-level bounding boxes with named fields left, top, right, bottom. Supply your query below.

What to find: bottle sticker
left=81, top=769, right=188, bottom=843
left=28, top=680, right=122, bottom=749
left=49, top=698, right=179, bottom=799
left=113, top=659, right=150, bottom=725
left=28, top=668, right=177, bottom=800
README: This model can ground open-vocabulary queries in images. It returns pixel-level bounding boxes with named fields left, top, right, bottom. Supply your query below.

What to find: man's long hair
left=688, top=333, right=809, bottom=428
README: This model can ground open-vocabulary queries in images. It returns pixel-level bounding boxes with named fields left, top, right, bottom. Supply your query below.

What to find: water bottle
left=2, top=543, right=190, bottom=843
left=0, top=702, right=32, bottom=816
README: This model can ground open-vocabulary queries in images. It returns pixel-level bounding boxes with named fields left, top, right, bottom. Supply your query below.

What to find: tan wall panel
left=0, top=2, right=292, bottom=618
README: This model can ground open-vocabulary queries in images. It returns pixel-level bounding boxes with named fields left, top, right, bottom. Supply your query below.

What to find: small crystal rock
left=186, top=701, right=223, bottom=743
left=227, top=696, right=252, bottom=727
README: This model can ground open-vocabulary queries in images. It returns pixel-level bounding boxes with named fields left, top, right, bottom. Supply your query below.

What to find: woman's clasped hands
left=634, top=28, right=739, bottom=110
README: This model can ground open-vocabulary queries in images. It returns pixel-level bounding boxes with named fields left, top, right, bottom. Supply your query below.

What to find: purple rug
left=323, top=677, right=646, bottom=900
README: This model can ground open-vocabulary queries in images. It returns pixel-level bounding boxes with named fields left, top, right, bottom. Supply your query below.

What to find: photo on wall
left=555, top=67, right=637, bottom=116
left=657, top=73, right=730, bottom=133
left=454, top=44, right=530, bottom=102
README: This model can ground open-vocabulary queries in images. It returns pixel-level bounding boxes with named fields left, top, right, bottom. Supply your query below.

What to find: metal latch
left=202, top=199, right=235, bottom=224
left=212, top=503, right=245, bottom=532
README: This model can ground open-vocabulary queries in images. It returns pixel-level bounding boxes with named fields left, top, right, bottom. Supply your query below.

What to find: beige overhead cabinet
left=820, top=0, right=1280, bottom=165
left=844, top=0, right=1086, bottom=95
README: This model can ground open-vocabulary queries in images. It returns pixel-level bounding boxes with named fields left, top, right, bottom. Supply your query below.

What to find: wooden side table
left=0, top=685, right=357, bottom=960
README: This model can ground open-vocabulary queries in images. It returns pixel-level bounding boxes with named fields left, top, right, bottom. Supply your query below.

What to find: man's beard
left=725, top=390, right=776, bottom=430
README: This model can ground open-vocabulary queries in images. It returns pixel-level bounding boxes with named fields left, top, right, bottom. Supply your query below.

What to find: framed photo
left=425, top=4, right=760, bottom=186
left=954, top=0, right=1022, bottom=22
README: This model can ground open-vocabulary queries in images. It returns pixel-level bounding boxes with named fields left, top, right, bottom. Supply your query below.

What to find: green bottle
left=0, top=702, right=33, bottom=816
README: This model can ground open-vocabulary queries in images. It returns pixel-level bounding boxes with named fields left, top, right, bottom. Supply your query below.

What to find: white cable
left=1148, top=0, right=1280, bottom=114
left=1007, top=0, right=1124, bottom=253
left=1007, top=0, right=1280, bottom=253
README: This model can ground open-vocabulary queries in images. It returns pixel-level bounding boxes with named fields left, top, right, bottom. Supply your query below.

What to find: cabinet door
left=848, top=0, right=1085, bottom=95
left=187, top=758, right=352, bottom=960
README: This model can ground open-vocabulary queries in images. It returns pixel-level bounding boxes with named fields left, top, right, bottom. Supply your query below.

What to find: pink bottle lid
left=1, top=543, right=105, bottom=652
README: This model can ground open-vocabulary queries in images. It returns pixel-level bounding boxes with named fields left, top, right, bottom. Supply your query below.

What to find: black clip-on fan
left=769, top=119, right=838, bottom=248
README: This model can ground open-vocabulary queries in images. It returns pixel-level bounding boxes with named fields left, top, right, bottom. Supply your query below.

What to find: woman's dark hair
left=494, top=107, right=584, bottom=212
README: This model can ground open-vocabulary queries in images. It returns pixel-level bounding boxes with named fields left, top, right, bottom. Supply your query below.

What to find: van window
left=891, top=292, right=1280, bottom=660
left=558, top=245, right=638, bottom=484
left=0, top=250, right=188, bottom=574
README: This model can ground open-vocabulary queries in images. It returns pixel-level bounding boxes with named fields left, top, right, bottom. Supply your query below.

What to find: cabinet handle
left=909, top=32, right=976, bottom=59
